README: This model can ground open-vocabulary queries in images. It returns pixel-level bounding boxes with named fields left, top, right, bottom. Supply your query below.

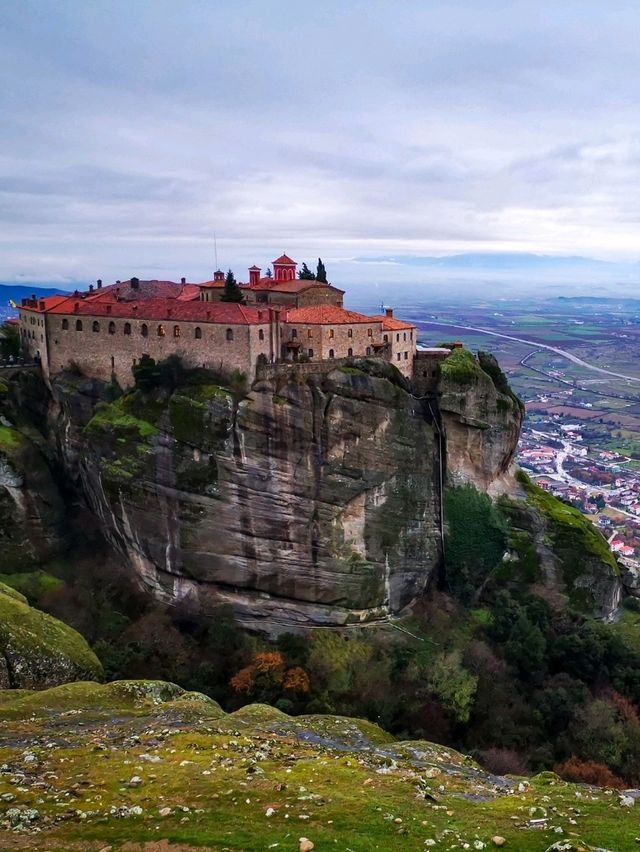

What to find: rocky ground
left=0, top=680, right=638, bottom=851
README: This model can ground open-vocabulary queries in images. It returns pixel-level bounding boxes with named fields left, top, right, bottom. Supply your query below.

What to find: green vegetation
left=0, top=582, right=102, bottom=687
left=444, top=484, right=507, bottom=603
left=0, top=570, right=63, bottom=605
left=221, top=268, right=244, bottom=302
left=0, top=320, right=19, bottom=357
left=0, top=424, right=26, bottom=457
left=439, top=346, right=486, bottom=386
left=1, top=678, right=639, bottom=850
left=516, top=471, right=619, bottom=610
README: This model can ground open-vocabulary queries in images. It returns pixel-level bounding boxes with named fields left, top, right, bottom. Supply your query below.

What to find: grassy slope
left=0, top=680, right=637, bottom=851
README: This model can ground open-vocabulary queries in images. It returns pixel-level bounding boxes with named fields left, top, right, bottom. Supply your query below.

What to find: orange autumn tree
left=231, top=651, right=310, bottom=704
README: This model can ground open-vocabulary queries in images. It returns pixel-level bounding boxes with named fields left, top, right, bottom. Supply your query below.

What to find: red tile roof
left=370, top=314, right=416, bottom=331
left=247, top=278, right=344, bottom=294
left=284, top=305, right=381, bottom=325
left=272, top=254, right=297, bottom=265
left=42, top=297, right=269, bottom=325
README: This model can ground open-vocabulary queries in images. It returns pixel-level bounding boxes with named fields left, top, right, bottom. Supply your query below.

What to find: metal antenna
left=214, top=232, right=219, bottom=271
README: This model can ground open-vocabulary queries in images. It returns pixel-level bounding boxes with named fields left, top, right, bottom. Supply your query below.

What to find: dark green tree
left=265, top=267, right=273, bottom=278
left=298, top=262, right=315, bottom=280
left=221, top=269, right=244, bottom=303
left=0, top=321, right=20, bottom=357
left=316, top=258, right=328, bottom=283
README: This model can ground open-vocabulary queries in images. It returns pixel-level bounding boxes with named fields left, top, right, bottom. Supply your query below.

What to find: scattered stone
left=128, top=775, right=143, bottom=787
left=158, top=807, right=172, bottom=817
left=492, top=838, right=506, bottom=847
left=620, top=795, right=635, bottom=807
left=299, top=839, right=314, bottom=852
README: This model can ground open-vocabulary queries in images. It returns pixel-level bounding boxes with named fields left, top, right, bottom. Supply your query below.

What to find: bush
left=478, top=747, right=529, bottom=776
left=554, top=756, right=625, bottom=789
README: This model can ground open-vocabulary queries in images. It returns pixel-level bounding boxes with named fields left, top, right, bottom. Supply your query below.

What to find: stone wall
left=280, top=319, right=384, bottom=363
left=45, top=313, right=274, bottom=386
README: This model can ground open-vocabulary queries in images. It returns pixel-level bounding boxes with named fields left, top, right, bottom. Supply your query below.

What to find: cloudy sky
left=2, top=0, right=640, bottom=287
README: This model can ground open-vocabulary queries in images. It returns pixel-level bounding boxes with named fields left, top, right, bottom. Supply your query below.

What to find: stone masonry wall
left=45, top=314, right=274, bottom=386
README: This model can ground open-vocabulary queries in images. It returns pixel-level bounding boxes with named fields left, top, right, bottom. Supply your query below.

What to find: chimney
left=97, top=279, right=102, bottom=289
left=89, top=284, right=94, bottom=292
left=181, top=277, right=186, bottom=285
left=214, top=270, right=224, bottom=283
left=385, top=308, right=393, bottom=318
left=130, top=277, right=140, bottom=290
left=39, top=301, right=45, bottom=311
left=249, top=265, right=261, bottom=286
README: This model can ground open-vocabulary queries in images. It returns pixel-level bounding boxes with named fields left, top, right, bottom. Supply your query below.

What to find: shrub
left=554, top=756, right=625, bottom=789
left=478, top=747, right=529, bottom=776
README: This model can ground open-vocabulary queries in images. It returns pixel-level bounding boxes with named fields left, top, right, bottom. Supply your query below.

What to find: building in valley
left=19, top=253, right=418, bottom=385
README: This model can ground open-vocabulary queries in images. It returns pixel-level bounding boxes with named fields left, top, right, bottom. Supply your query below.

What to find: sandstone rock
left=299, top=839, right=314, bottom=852
left=492, top=838, right=506, bottom=847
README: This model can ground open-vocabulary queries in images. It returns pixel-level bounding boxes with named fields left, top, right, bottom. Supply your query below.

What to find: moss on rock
left=0, top=582, right=102, bottom=689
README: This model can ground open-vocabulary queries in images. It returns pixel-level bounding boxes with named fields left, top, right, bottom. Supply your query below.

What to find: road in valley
left=417, top=320, right=640, bottom=384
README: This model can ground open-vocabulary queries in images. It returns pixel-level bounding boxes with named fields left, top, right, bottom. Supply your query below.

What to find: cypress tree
left=316, top=258, right=328, bottom=283
left=221, top=269, right=244, bottom=303
left=298, top=262, right=315, bottom=280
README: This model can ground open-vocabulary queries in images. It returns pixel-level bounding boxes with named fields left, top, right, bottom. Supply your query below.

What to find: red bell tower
left=272, top=254, right=297, bottom=282
left=248, top=265, right=261, bottom=286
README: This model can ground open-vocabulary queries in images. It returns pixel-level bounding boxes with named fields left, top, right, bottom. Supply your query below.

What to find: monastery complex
left=18, top=254, right=443, bottom=387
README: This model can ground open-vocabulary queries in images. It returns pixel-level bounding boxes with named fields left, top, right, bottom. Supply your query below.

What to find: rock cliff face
left=47, top=362, right=450, bottom=633
left=1, top=351, right=625, bottom=633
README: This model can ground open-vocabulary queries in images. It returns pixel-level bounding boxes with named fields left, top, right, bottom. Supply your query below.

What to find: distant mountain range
left=354, top=252, right=636, bottom=272
left=0, top=283, right=69, bottom=306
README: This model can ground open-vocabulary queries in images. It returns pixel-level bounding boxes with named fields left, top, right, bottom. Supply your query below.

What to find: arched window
left=367, top=328, right=372, bottom=337
left=173, top=325, right=181, bottom=338
left=226, top=328, right=233, bottom=341
left=348, top=328, right=353, bottom=338
left=141, top=323, right=148, bottom=337
left=308, top=348, right=314, bottom=358
left=108, top=321, right=116, bottom=335
left=383, top=334, right=388, bottom=343
left=195, top=326, right=202, bottom=339
left=258, top=329, right=264, bottom=341
left=158, top=324, right=165, bottom=337
left=348, top=347, right=353, bottom=356
left=328, top=328, right=334, bottom=339
left=328, top=348, right=335, bottom=358
left=75, top=319, right=83, bottom=331
left=62, top=319, right=69, bottom=330
left=396, top=333, right=400, bottom=342
left=92, top=321, right=100, bottom=333
left=291, top=328, right=297, bottom=339
left=403, top=332, right=407, bottom=341
left=366, top=346, right=371, bottom=355
left=124, top=322, right=131, bottom=335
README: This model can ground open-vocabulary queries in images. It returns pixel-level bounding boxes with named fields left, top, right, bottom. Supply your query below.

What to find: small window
left=195, top=326, right=202, bottom=339
left=291, top=328, right=297, bottom=339
left=396, top=333, right=400, bottom=342
left=328, top=328, right=334, bottom=339
left=62, top=318, right=69, bottom=330
left=124, top=322, right=131, bottom=335
left=410, top=331, right=413, bottom=341
left=226, top=328, right=233, bottom=341
left=328, top=348, right=335, bottom=358
left=367, top=328, right=372, bottom=337
left=348, top=347, right=353, bottom=356
left=403, top=332, right=407, bottom=341
left=404, top=351, right=408, bottom=359
left=366, top=346, right=371, bottom=355
left=383, top=334, right=388, bottom=343
left=173, top=325, right=181, bottom=338
left=348, top=328, right=353, bottom=338
left=75, top=319, right=83, bottom=331
left=141, top=323, right=148, bottom=337
left=92, top=320, right=100, bottom=332
left=307, top=329, right=313, bottom=338
left=108, top=321, right=116, bottom=335
left=308, top=348, right=314, bottom=357
left=158, top=324, right=166, bottom=337
left=258, top=329, right=264, bottom=341
left=396, top=352, right=401, bottom=361
left=111, top=356, right=115, bottom=370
